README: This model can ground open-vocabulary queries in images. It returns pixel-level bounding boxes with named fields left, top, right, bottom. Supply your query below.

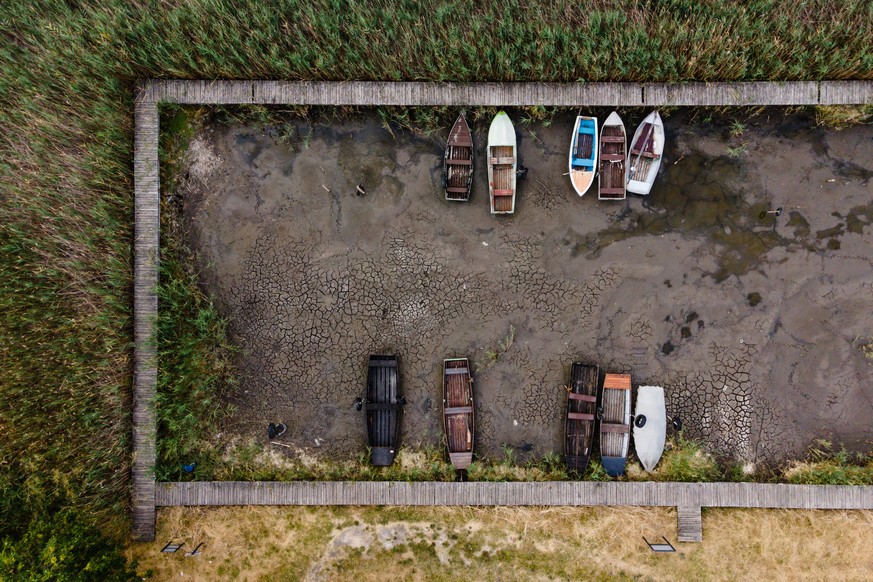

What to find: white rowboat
left=626, top=111, right=665, bottom=196
left=487, top=111, right=517, bottom=214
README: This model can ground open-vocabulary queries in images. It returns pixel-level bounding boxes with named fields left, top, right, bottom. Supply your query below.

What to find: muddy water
left=181, top=108, right=873, bottom=467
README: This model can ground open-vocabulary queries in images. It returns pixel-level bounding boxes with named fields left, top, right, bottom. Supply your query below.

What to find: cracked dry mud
left=181, top=110, right=873, bottom=465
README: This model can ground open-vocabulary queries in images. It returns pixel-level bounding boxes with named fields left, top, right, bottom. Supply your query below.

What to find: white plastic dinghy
left=633, top=385, right=666, bottom=472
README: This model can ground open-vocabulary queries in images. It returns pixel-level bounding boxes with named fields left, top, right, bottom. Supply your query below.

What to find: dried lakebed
left=180, top=110, right=873, bottom=468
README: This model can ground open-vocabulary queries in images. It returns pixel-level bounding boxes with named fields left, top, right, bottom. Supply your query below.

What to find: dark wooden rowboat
left=599, top=372, right=632, bottom=477
left=443, top=358, right=474, bottom=470
left=564, top=363, right=599, bottom=476
left=598, top=111, right=627, bottom=201
left=366, top=355, right=403, bottom=466
left=444, top=114, right=474, bottom=201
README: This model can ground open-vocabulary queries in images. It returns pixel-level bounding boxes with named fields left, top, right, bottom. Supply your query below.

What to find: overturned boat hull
left=366, top=355, right=402, bottom=466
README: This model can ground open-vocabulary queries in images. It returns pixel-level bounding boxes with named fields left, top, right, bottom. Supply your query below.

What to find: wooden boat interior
left=445, top=118, right=473, bottom=200
left=600, top=373, right=631, bottom=458
left=490, top=145, right=515, bottom=213
left=444, top=359, right=474, bottom=467
left=599, top=126, right=626, bottom=200
left=628, top=122, right=659, bottom=183
left=565, top=363, right=599, bottom=474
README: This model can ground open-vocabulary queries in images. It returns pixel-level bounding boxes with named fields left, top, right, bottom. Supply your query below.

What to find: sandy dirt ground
left=128, top=506, right=873, bottom=581
left=179, top=109, right=873, bottom=466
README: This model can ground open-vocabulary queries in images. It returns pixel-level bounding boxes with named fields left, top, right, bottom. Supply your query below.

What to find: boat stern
left=601, top=456, right=627, bottom=477
left=371, top=446, right=397, bottom=466
left=627, top=178, right=653, bottom=196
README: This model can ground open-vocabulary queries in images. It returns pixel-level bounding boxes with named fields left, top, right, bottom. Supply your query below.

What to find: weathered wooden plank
left=151, top=80, right=253, bottom=104
left=131, top=101, right=160, bottom=542
left=155, top=481, right=873, bottom=513
left=820, top=81, right=873, bottom=105
left=144, top=79, right=873, bottom=107
left=677, top=505, right=703, bottom=542
left=645, top=81, right=819, bottom=106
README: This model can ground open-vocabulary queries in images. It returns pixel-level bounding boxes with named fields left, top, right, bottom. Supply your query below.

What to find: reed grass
left=1, top=0, right=871, bottom=541
left=155, top=105, right=238, bottom=482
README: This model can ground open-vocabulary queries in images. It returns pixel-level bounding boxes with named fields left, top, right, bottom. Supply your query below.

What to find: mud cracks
left=182, top=111, right=873, bottom=465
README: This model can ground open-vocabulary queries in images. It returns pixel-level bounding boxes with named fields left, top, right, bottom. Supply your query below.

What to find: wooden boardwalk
left=155, top=481, right=873, bottom=542
left=132, top=97, right=160, bottom=541
left=132, top=78, right=872, bottom=541
left=156, top=481, right=873, bottom=509
left=136, top=80, right=873, bottom=106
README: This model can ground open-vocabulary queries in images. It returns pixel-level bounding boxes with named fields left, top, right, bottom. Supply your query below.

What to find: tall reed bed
left=1, top=0, right=871, bottom=538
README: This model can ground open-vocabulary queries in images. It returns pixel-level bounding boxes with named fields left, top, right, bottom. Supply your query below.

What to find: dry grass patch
left=815, top=105, right=873, bottom=129
left=128, top=506, right=873, bottom=581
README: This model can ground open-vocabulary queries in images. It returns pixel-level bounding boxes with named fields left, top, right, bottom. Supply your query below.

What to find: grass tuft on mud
left=784, top=440, right=873, bottom=486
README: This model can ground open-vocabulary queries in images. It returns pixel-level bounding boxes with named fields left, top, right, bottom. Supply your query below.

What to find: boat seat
left=445, top=367, right=469, bottom=375
left=489, top=156, right=515, bottom=165
left=573, top=158, right=595, bottom=167
left=492, top=189, right=513, bottom=196
left=446, top=187, right=469, bottom=193
left=601, top=154, right=624, bottom=161
left=444, top=406, right=473, bottom=415
left=370, top=359, right=397, bottom=367
left=568, top=393, right=597, bottom=402
left=601, top=422, right=630, bottom=433
left=604, top=376, right=632, bottom=389
left=446, top=158, right=473, bottom=165
left=599, top=187, right=625, bottom=194
left=366, top=402, right=401, bottom=411
left=568, top=412, right=595, bottom=421
left=630, top=148, right=659, bottom=159
left=601, top=136, right=625, bottom=143
left=578, top=126, right=596, bottom=135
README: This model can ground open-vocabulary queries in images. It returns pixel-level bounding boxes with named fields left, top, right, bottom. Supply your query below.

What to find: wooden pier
left=155, top=480, right=873, bottom=542
left=132, top=79, right=873, bottom=541
left=132, top=96, right=160, bottom=541
left=136, top=80, right=873, bottom=106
